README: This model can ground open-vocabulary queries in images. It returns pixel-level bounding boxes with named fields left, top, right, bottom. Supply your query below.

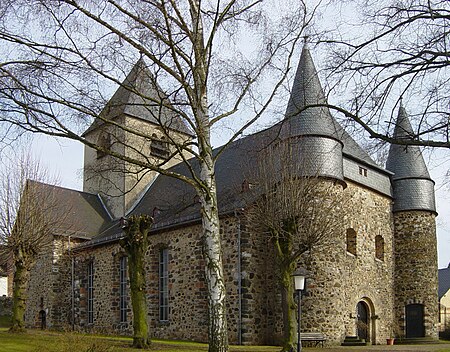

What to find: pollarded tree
left=0, top=152, right=62, bottom=332
left=321, top=0, right=450, bottom=149
left=246, top=141, right=346, bottom=352
left=0, top=1, right=322, bottom=351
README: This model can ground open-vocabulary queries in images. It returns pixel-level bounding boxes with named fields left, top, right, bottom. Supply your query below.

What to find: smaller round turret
left=386, top=104, right=436, bottom=213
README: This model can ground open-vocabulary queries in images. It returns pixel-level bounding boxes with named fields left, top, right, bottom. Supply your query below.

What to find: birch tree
left=0, top=152, right=60, bottom=332
left=0, top=1, right=321, bottom=350
left=246, top=141, right=345, bottom=352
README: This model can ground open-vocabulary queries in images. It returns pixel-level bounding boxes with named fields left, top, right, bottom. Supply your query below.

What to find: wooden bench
left=301, top=332, right=327, bottom=347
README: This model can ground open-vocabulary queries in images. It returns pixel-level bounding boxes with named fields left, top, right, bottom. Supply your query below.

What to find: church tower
left=83, top=59, right=193, bottom=219
left=280, top=43, right=344, bottom=183
left=386, top=104, right=438, bottom=339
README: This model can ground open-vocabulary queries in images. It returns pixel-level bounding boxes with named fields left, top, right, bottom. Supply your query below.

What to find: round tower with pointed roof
left=386, top=104, right=438, bottom=340
left=280, top=43, right=344, bottom=183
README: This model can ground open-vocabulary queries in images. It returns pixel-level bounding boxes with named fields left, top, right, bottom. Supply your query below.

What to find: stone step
left=341, top=336, right=367, bottom=346
left=394, top=337, right=439, bottom=345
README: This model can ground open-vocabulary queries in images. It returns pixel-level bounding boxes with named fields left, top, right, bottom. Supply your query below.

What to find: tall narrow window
left=97, top=132, right=111, bottom=159
left=346, top=228, right=357, bottom=256
left=119, top=256, right=128, bottom=323
left=159, top=248, right=169, bottom=322
left=375, top=235, right=385, bottom=261
left=87, top=261, right=94, bottom=324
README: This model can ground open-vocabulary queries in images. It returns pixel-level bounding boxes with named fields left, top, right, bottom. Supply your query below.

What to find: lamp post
left=292, top=270, right=306, bottom=352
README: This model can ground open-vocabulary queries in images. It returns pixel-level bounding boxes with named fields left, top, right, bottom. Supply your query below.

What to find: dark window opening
left=97, top=133, right=111, bottom=159
left=359, top=166, right=368, bottom=177
left=346, top=228, right=357, bottom=256
left=375, top=235, right=384, bottom=261
left=119, top=256, right=127, bottom=323
left=159, top=248, right=169, bottom=322
left=151, top=134, right=169, bottom=159
left=87, top=261, right=94, bottom=324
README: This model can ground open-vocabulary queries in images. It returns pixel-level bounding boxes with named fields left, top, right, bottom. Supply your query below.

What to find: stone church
left=21, top=44, right=439, bottom=345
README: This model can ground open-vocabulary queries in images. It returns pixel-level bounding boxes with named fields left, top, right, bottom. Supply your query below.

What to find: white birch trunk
left=199, top=143, right=229, bottom=352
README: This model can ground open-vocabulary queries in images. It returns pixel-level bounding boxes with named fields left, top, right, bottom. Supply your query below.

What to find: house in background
left=20, top=43, right=439, bottom=345
left=439, top=264, right=450, bottom=334
left=0, top=265, right=7, bottom=297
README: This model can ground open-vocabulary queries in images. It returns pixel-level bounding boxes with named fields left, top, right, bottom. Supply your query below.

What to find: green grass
left=1, top=330, right=450, bottom=352
left=0, top=330, right=280, bottom=352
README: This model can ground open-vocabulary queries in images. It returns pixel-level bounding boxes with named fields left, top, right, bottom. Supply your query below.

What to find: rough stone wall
left=68, top=219, right=242, bottom=342
left=0, top=296, right=12, bottom=316
left=24, top=236, right=74, bottom=329
left=27, top=180, right=400, bottom=346
left=394, top=211, right=438, bottom=339
left=124, top=117, right=192, bottom=212
left=83, top=117, right=126, bottom=218
left=292, top=180, right=395, bottom=345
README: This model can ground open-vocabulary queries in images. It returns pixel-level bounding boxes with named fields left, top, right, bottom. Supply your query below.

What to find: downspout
left=234, top=209, right=242, bottom=345
left=69, top=236, right=75, bottom=331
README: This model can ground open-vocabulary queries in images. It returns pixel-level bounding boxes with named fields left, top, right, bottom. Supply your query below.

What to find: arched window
left=375, top=235, right=384, bottom=261
left=150, top=134, right=169, bottom=159
left=346, top=228, right=357, bottom=256
left=96, top=132, right=111, bottom=159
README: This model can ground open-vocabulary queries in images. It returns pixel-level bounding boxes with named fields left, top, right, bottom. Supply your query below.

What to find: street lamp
left=292, top=269, right=307, bottom=352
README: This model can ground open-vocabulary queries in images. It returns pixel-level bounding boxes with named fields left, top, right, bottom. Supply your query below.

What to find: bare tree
left=0, top=1, right=322, bottom=350
left=320, top=0, right=450, bottom=149
left=246, top=140, right=345, bottom=352
left=0, top=152, right=61, bottom=332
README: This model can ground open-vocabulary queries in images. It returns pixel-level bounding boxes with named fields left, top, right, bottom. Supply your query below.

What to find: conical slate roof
left=83, top=59, right=192, bottom=136
left=282, top=44, right=342, bottom=140
left=386, top=105, right=431, bottom=180
left=386, top=104, right=436, bottom=213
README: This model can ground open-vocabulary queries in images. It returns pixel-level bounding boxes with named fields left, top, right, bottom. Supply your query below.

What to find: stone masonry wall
left=289, top=180, right=395, bottom=345
left=394, top=211, right=438, bottom=339
left=67, top=218, right=243, bottom=343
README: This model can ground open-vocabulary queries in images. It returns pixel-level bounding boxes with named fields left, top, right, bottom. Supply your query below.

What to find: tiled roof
left=385, top=105, right=436, bottom=212
left=77, top=45, right=394, bottom=248
left=83, top=59, right=193, bottom=137
left=28, top=181, right=111, bottom=239
left=439, top=266, right=450, bottom=299
left=282, top=44, right=342, bottom=141
left=386, top=105, right=431, bottom=180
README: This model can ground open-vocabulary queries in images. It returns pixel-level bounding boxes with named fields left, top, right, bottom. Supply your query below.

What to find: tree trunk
left=120, top=215, right=153, bottom=349
left=10, top=254, right=29, bottom=333
left=280, top=263, right=297, bottom=352
left=199, top=155, right=228, bottom=352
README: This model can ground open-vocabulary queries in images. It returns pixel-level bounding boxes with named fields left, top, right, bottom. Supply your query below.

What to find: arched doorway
left=38, top=310, right=46, bottom=330
left=356, top=301, right=369, bottom=342
left=406, top=304, right=425, bottom=338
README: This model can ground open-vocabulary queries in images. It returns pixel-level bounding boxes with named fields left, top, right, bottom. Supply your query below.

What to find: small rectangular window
left=359, top=166, right=368, bottom=177
left=119, top=256, right=128, bottom=323
left=87, top=261, right=94, bottom=324
left=159, top=248, right=169, bottom=322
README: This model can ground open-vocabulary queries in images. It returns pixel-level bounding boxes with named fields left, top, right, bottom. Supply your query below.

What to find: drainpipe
left=69, top=236, right=75, bottom=331
left=234, top=209, right=243, bottom=345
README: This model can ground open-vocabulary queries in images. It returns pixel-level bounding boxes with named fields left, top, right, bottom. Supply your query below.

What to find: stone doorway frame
left=356, top=297, right=377, bottom=345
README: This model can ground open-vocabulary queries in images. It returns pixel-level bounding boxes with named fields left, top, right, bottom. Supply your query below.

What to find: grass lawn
left=0, top=329, right=279, bottom=352
left=1, top=329, right=450, bottom=352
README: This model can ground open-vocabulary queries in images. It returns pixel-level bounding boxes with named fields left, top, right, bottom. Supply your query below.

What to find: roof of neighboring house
left=27, top=181, right=112, bottom=239
left=439, top=265, right=450, bottom=299
left=83, top=59, right=193, bottom=137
